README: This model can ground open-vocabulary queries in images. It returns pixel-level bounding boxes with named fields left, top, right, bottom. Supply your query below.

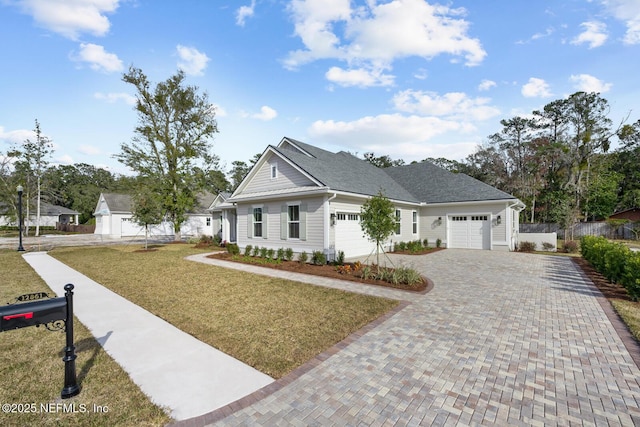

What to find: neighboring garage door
left=121, top=217, right=143, bottom=237
left=449, top=215, right=491, bottom=249
left=335, top=213, right=378, bottom=258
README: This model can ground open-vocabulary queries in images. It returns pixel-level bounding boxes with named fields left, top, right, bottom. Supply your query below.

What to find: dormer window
left=271, top=163, right=278, bottom=179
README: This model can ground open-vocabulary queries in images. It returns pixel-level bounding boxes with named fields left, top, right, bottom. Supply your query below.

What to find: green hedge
left=581, top=236, right=640, bottom=300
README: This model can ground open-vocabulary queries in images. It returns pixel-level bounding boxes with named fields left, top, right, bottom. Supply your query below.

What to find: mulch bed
left=572, top=257, right=633, bottom=301
left=207, top=252, right=433, bottom=293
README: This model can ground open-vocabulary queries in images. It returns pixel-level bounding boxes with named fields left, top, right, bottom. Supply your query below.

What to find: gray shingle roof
left=101, top=193, right=133, bottom=212
left=275, top=139, right=419, bottom=202
left=275, top=137, right=517, bottom=204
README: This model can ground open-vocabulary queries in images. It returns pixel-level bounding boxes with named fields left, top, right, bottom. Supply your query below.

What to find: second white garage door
left=449, top=215, right=491, bottom=249
left=335, top=213, right=379, bottom=258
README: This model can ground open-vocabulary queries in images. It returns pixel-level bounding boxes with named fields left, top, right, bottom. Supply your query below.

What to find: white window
left=395, top=209, right=401, bottom=235
left=253, top=207, right=263, bottom=237
left=412, top=211, right=417, bottom=234
left=271, top=163, right=278, bottom=179
left=288, top=205, right=300, bottom=238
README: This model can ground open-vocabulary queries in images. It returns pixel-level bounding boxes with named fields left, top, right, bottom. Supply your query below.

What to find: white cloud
left=601, top=0, right=640, bottom=44
left=212, top=104, right=227, bottom=118
left=570, top=74, right=613, bottom=93
left=571, top=21, right=608, bottom=48
left=94, top=92, right=136, bottom=105
left=55, top=154, right=74, bottom=165
left=478, top=79, right=496, bottom=91
left=0, top=126, right=34, bottom=145
left=236, top=0, right=256, bottom=26
left=247, top=106, right=278, bottom=121
left=521, top=77, right=552, bottom=98
left=176, top=45, right=210, bottom=76
left=309, top=114, right=465, bottom=146
left=392, top=90, right=500, bottom=121
left=325, top=66, right=394, bottom=87
left=78, top=145, right=101, bottom=155
left=285, top=0, right=486, bottom=87
left=71, top=43, right=123, bottom=73
left=14, top=0, right=119, bottom=40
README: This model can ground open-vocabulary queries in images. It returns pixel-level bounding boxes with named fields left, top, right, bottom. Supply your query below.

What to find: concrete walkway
left=186, top=250, right=640, bottom=426
left=21, top=252, right=273, bottom=422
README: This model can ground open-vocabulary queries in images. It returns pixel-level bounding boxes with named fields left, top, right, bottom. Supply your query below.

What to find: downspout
left=324, top=193, right=337, bottom=254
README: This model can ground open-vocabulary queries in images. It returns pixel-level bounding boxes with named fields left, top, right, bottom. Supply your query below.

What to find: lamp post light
left=17, top=185, right=25, bottom=252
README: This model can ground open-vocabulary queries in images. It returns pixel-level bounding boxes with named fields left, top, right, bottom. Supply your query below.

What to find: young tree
left=116, top=67, right=219, bottom=241
left=15, top=120, right=54, bottom=236
left=359, top=191, right=396, bottom=265
left=131, top=183, right=165, bottom=250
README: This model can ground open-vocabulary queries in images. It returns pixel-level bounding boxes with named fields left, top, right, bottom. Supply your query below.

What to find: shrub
left=276, top=248, right=285, bottom=261
left=395, top=266, right=423, bottom=287
left=407, top=240, right=422, bottom=253
left=199, top=235, right=213, bottom=245
left=518, top=241, right=536, bottom=252
left=542, top=242, right=555, bottom=251
left=423, top=238, right=429, bottom=248
left=311, top=250, right=326, bottom=265
left=563, top=240, right=579, bottom=253
left=244, top=244, right=253, bottom=257
left=259, top=247, right=268, bottom=258
left=284, top=248, right=294, bottom=262
left=336, top=250, right=345, bottom=266
left=266, top=248, right=275, bottom=260
left=252, top=245, right=260, bottom=257
left=226, top=243, right=240, bottom=255
left=361, top=265, right=374, bottom=280
left=395, top=241, right=407, bottom=252
left=436, top=238, right=442, bottom=248
left=212, top=234, right=222, bottom=246
left=298, top=251, right=308, bottom=264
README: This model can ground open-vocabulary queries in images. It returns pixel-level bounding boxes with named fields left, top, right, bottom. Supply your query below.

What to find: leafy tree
left=0, top=148, right=20, bottom=224
left=229, top=160, right=250, bottom=191
left=14, top=120, right=54, bottom=236
left=359, top=191, right=396, bottom=265
left=131, top=182, right=165, bottom=250
left=582, top=155, right=622, bottom=220
left=364, top=152, right=405, bottom=168
left=43, top=163, right=120, bottom=224
left=116, top=66, right=219, bottom=240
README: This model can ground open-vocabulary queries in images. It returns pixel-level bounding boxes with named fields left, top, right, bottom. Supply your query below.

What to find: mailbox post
left=16, top=185, right=24, bottom=252
left=0, top=284, right=80, bottom=399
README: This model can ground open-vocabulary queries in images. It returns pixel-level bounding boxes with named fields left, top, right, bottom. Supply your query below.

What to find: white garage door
left=449, top=215, right=490, bottom=249
left=121, top=217, right=144, bottom=237
left=335, top=213, right=378, bottom=258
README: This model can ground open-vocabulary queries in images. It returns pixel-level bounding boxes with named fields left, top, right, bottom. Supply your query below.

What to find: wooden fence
left=55, top=223, right=96, bottom=234
left=520, top=222, right=637, bottom=240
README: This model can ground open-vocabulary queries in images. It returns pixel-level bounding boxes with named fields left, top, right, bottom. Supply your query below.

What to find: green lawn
left=50, top=244, right=399, bottom=379
left=0, top=250, right=171, bottom=427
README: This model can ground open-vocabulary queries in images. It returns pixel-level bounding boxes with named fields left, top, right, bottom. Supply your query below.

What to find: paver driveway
left=203, top=250, right=640, bottom=426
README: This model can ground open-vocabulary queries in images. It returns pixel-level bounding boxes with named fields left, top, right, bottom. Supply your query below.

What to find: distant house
left=219, top=137, right=525, bottom=258
left=609, top=208, right=640, bottom=222
left=93, top=192, right=217, bottom=238
left=208, top=192, right=232, bottom=240
left=0, top=202, right=79, bottom=228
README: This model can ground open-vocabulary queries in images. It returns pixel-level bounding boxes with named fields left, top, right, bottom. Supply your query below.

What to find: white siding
left=237, top=196, right=325, bottom=254
left=242, top=153, right=316, bottom=194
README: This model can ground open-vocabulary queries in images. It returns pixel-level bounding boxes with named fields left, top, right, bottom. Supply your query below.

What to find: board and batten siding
left=236, top=196, right=325, bottom=253
left=242, top=153, right=317, bottom=194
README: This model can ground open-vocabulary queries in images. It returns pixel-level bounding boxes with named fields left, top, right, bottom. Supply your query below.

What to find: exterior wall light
left=496, top=215, right=502, bottom=225
left=330, top=213, right=336, bottom=226
left=437, top=216, right=442, bottom=226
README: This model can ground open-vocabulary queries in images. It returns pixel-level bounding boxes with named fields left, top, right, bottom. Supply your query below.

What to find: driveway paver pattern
left=200, top=250, right=640, bottom=426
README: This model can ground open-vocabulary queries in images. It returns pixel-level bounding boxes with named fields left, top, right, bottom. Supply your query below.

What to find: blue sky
left=1, top=0, right=639, bottom=176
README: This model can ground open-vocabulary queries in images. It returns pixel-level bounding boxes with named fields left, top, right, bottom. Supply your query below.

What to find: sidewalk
left=21, top=252, right=274, bottom=422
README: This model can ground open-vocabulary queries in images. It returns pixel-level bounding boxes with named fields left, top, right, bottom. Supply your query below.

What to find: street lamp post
left=17, top=185, right=25, bottom=252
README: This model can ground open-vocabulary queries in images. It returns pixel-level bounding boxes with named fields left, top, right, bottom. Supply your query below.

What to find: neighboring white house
left=0, top=202, right=80, bottom=228
left=93, top=192, right=217, bottom=238
left=220, top=137, right=525, bottom=258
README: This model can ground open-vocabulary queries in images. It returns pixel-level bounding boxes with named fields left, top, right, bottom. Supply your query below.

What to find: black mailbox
left=1, top=284, right=80, bottom=399
left=0, top=297, right=67, bottom=332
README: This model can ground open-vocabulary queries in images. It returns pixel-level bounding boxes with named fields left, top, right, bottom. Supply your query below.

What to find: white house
left=93, top=192, right=217, bottom=238
left=220, top=137, right=525, bottom=258
left=0, top=202, right=79, bottom=228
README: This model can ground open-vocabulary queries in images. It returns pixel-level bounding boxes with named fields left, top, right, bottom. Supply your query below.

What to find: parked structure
left=0, top=202, right=80, bottom=228
left=93, top=192, right=217, bottom=238
left=220, top=137, right=524, bottom=258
